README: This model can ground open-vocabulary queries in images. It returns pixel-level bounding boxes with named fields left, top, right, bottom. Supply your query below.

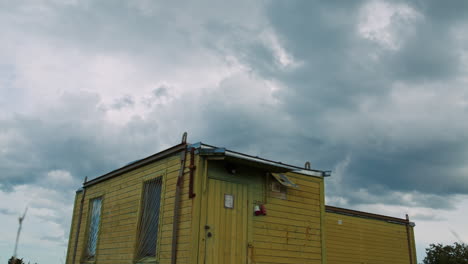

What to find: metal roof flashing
left=325, top=205, right=413, bottom=226
left=193, top=142, right=328, bottom=178
left=83, top=143, right=187, bottom=188
left=82, top=141, right=330, bottom=188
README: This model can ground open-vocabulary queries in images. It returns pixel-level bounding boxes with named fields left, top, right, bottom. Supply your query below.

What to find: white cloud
left=45, top=170, right=75, bottom=187
left=260, top=30, right=302, bottom=69
left=358, top=0, right=421, bottom=50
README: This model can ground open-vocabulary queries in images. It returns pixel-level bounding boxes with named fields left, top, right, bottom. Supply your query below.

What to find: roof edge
left=325, top=205, right=414, bottom=226
left=195, top=142, right=328, bottom=177
left=82, top=140, right=331, bottom=188
left=83, top=143, right=187, bottom=188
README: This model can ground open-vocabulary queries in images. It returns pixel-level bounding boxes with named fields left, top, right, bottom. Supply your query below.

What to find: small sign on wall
left=224, top=194, right=234, bottom=209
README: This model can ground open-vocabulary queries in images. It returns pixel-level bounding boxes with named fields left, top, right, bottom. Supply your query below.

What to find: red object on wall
left=254, top=204, right=267, bottom=216
left=260, top=204, right=267, bottom=215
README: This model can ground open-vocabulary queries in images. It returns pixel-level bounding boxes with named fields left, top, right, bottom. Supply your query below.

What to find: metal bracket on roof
left=305, top=161, right=311, bottom=170
left=188, top=142, right=202, bottom=149
left=181, top=132, right=188, bottom=144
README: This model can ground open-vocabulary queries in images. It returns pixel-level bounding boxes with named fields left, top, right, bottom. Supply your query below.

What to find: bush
left=423, top=242, right=468, bottom=264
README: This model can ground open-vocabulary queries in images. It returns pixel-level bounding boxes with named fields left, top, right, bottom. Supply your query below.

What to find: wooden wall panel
left=325, top=211, right=416, bottom=264
left=202, top=161, right=324, bottom=264
left=252, top=173, right=324, bottom=264
left=66, top=152, right=193, bottom=264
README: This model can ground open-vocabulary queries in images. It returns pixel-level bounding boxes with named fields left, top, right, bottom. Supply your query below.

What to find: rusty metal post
left=171, top=144, right=188, bottom=264
left=188, top=148, right=196, bottom=199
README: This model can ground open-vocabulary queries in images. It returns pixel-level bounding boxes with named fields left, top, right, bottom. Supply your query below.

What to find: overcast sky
left=1, top=0, right=468, bottom=263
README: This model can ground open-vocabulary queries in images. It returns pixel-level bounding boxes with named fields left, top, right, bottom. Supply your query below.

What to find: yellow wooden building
left=65, top=135, right=417, bottom=264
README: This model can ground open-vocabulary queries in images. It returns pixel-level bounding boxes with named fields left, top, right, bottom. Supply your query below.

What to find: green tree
left=423, top=242, right=468, bottom=264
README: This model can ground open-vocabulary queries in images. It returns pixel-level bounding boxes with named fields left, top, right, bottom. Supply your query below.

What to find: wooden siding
left=201, top=161, right=324, bottom=264
left=204, top=179, right=249, bottom=264
left=251, top=173, right=323, bottom=264
left=66, top=151, right=196, bottom=264
left=325, top=211, right=417, bottom=264
left=65, top=147, right=417, bottom=264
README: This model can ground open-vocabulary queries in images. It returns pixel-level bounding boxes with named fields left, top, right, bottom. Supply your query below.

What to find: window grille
left=86, top=197, right=102, bottom=259
left=137, top=177, right=163, bottom=259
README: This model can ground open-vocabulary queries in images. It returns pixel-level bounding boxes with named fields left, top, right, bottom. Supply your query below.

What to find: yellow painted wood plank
left=255, top=248, right=321, bottom=259
left=325, top=210, right=414, bottom=264
left=253, top=241, right=322, bottom=253
left=203, top=179, right=248, bottom=264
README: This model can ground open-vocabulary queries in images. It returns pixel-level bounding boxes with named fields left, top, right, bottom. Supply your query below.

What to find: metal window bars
left=86, top=197, right=102, bottom=259
left=137, top=177, right=163, bottom=259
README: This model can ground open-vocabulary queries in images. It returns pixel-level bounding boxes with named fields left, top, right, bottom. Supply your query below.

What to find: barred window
left=137, top=177, right=163, bottom=259
left=86, top=197, right=102, bottom=259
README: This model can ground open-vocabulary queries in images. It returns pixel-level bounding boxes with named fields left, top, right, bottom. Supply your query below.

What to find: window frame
left=82, top=195, right=104, bottom=263
left=134, top=175, right=165, bottom=263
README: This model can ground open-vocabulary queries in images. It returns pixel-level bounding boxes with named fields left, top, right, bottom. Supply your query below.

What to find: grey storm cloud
left=153, top=86, right=169, bottom=98
left=0, top=208, right=17, bottom=216
left=170, top=0, right=468, bottom=209
left=2, top=2, right=468, bottom=262
left=0, top=92, right=163, bottom=189
left=1, top=0, right=468, bottom=211
left=111, top=95, right=135, bottom=110
left=226, top=1, right=468, bottom=203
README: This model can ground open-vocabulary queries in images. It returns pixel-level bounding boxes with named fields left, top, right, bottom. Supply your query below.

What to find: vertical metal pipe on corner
left=188, top=147, right=196, bottom=199
left=71, top=177, right=88, bottom=264
left=171, top=144, right=188, bottom=264
left=405, top=214, right=414, bottom=264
